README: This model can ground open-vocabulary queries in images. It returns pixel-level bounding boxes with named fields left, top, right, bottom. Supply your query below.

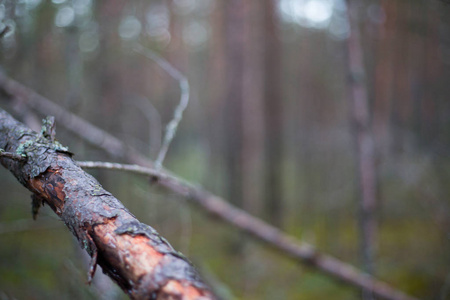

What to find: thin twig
left=133, top=43, right=190, bottom=169
left=77, top=160, right=166, bottom=179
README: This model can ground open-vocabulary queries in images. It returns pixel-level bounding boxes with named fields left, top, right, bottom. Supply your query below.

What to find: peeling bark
left=0, top=108, right=213, bottom=300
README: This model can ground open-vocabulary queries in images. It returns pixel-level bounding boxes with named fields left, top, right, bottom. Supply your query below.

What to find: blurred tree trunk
left=295, top=30, right=316, bottom=228
left=375, top=1, right=440, bottom=154
left=373, top=1, right=396, bottom=155
left=262, top=0, right=283, bottom=228
left=223, top=0, right=245, bottom=209
left=346, top=1, right=378, bottom=299
left=97, top=0, right=124, bottom=122
left=241, top=0, right=265, bottom=295
left=389, top=0, right=409, bottom=155
left=242, top=0, right=264, bottom=215
left=206, top=1, right=226, bottom=194
left=64, top=26, right=82, bottom=110
left=420, top=3, right=440, bottom=146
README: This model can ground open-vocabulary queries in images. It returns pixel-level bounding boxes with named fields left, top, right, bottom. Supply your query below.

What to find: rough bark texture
left=0, top=109, right=213, bottom=300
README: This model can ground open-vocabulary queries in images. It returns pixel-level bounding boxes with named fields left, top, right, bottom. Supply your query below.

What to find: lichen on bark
left=0, top=109, right=213, bottom=299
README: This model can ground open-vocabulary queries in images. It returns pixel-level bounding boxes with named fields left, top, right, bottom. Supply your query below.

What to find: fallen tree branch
left=0, top=75, right=420, bottom=300
left=0, top=109, right=214, bottom=300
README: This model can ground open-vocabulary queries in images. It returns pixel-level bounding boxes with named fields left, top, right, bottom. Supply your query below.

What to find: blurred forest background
left=0, top=0, right=449, bottom=299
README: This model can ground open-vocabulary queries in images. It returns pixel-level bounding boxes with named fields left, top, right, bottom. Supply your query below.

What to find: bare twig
left=77, top=160, right=165, bottom=178
left=77, top=160, right=419, bottom=300
left=133, top=43, right=190, bottom=169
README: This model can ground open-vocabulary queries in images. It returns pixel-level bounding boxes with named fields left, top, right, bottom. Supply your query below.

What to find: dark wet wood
left=0, top=109, right=213, bottom=300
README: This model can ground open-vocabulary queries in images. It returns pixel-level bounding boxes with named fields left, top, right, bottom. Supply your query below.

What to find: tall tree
left=242, top=0, right=264, bottom=215
left=346, top=1, right=378, bottom=299
left=263, top=0, right=283, bottom=227
left=223, top=0, right=245, bottom=210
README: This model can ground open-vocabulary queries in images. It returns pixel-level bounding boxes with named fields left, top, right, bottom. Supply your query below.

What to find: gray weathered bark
left=0, top=108, right=213, bottom=300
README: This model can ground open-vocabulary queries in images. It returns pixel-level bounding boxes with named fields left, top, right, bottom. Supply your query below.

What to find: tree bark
left=0, top=108, right=213, bottom=300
